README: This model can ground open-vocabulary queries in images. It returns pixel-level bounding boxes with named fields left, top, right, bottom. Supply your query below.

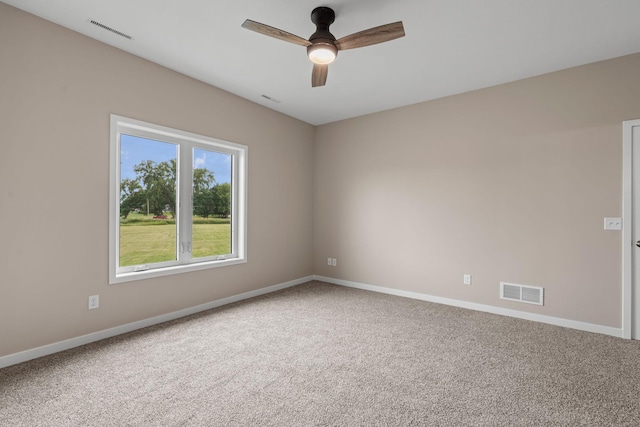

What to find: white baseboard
left=314, top=275, right=624, bottom=339
left=2, top=274, right=624, bottom=369
left=0, top=276, right=313, bottom=369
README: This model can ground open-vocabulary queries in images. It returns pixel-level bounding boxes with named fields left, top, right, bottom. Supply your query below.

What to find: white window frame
left=109, top=115, right=247, bottom=284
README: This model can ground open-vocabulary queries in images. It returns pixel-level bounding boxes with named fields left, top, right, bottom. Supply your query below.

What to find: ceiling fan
left=241, top=7, right=405, bottom=87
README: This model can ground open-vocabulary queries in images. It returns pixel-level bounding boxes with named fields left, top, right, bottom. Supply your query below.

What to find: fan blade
left=312, top=64, right=328, bottom=87
left=335, top=21, right=405, bottom=51
left=241, top=20, right=311, bottom=47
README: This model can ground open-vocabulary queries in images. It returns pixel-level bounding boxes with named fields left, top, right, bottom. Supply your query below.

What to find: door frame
left=622, top=119, right=640, bottom=339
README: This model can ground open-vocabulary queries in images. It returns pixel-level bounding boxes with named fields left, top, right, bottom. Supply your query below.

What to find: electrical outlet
left=327, top=257, right=332, bottom=265
left=88, top=295, right=99, bottom=310
left=463, top=274, right=472, bottom=285
left=332, top=258, right=337, bottom=267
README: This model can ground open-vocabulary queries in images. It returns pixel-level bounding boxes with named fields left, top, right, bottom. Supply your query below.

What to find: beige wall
left=314, top=53, right=640, bottom=328
left=0, top=4, right=315, bottom=357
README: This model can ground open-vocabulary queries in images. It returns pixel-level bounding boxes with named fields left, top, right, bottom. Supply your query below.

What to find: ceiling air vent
left=500, top=282, right=544, bottom=305
left=261, top=94, right=282, bottom=104
left=88, top=19, right=133, bottom=40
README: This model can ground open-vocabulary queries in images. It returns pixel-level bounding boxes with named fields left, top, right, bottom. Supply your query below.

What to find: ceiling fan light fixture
left=307, top=42, right=337, bottom=65
left=242, top=7, right=405, bottom=87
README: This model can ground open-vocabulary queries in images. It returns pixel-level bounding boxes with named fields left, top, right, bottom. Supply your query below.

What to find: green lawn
left=119, top=214, right=231, bottom=266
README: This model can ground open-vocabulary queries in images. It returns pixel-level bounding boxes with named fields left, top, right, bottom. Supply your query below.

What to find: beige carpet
left=1, top=281, right=639, bottom=426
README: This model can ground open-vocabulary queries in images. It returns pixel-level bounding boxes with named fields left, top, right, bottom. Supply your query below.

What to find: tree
left=119, top=178, right=146, bottom=219
left=132, top=159, right=177, bottom=217
left=120, top=160, right=227, bottom=220
left=212, top=182, right=231, bottom=217
left=193, top=168, right=215, bottom=192
left=120, top=159, right=177, bottom=219
left=193, top=168, right=216, bottom=218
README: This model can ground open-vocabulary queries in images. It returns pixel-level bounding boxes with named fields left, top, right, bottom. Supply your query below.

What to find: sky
left=120, top=134, right=231, bottom=184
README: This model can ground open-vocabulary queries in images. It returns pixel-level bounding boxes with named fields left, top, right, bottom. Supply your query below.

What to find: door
left=623, top=119, right=640, bottom=339
left=633, top=123, right=640, bottom=339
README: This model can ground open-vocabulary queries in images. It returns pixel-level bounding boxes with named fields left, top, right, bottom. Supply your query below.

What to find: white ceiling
left=5, top=0, right=640, bottom=125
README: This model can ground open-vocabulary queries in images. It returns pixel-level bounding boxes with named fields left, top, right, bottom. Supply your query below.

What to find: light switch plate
left=604, top=217, right=622, bottom=230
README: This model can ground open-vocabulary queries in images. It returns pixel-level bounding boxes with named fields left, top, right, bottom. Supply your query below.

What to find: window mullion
left=179, top=143, right=193, bottom=264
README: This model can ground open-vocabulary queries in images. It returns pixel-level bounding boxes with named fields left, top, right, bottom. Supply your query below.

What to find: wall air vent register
left=500, top=282, right=544, bottom=305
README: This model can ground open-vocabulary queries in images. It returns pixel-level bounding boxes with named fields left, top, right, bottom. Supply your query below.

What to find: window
left=109, top=115, right=247, bottom=284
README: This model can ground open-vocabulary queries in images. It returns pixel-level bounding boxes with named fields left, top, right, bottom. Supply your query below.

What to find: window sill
left=109, top=257, right=247, bottom=285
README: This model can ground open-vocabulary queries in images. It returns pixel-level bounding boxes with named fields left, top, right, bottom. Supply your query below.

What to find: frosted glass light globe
left=308, top=44, right=337, bottom=65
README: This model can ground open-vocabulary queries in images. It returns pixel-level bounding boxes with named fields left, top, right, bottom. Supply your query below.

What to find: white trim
left=623, top=119, right=640, bottom=339
left=0, top=276, right=313, bottom=369
left=314, top=275, right=623, bottom=338
left=2, top=273, right=624, bottom=369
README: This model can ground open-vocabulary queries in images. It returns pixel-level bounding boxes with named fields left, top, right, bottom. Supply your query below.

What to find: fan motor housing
left=311, top=7, right=335, bottom=27
left=309, top=7, right=336, bottom=42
